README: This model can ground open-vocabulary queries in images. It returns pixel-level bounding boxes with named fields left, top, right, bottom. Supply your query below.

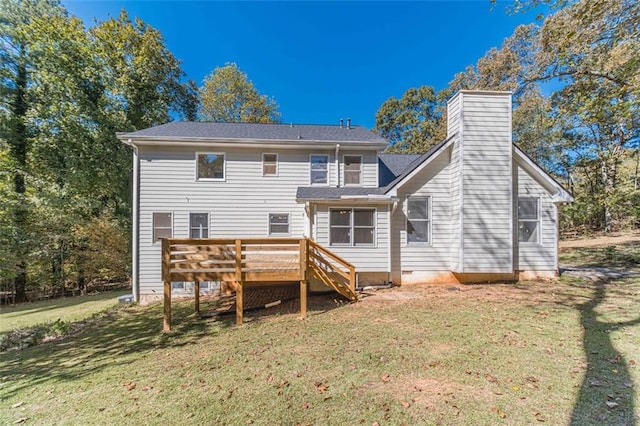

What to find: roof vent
left=339, top=118, right=343, bottom=128
left=347, top=118, right=351, bottom=129
left=298, top=132, right=302, bottom=139
left=290, top=123, right=294, bottom=127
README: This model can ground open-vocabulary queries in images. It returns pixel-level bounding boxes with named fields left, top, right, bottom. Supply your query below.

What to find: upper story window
left=330, top=208, right=375, bottom=246
left=310, top=154, right=329, bottom=185
left=153, top=212, right=172, bottom=242
left=197, top=153, right=225, bottom=180
left=263, top=153, right=278, bottom=176
left=344, top=155, right=362, bottom=185
left=518, top=197, right=539, bottom=243
left=268, top=213, right=290, bottom=235
left=190, top=213, right=209, bottom=238
left=406, top=196, right=430, bottom=244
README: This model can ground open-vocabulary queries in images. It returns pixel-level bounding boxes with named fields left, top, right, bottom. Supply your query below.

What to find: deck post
left=349, top=266, right=356, bottom=296
left=235, top=239, right=243, bottom=325
left=161, top=238, right=171, bottom=332
left=163, top=280, right=171, bottom=332
left=299, top=238, right=308, bottom=319
left=300, top=279, right=307, bottom=319
left=194, top=280, right=200, bottom=314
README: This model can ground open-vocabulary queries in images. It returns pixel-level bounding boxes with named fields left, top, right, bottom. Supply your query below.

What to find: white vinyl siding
left=516, top=163, right=557, bottom=271
left=196, top=152, right=225, bottom=180
left=459, top=93, right=513, bottom=272
left=315, top=204, right=389, bottom=272
left=391, top=147, right=453, bottom=273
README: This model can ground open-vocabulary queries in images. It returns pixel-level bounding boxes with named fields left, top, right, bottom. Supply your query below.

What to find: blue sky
left=63, top=1, right=544, bottom=128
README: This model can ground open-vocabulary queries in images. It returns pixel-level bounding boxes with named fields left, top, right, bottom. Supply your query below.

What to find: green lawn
left=0, top=240, right=638, bottom=425
left=0, top=291, right=127, bottom=333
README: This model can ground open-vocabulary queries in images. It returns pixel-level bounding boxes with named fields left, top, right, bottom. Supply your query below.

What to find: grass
left=0, top=239, right=638, bottom=425
left=0, top=290, right=128, bottom=333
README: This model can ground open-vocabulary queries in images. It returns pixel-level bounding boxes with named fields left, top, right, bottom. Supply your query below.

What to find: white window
left=344, top=155, right=362, bottom=185
left=310, top=154, right=329, bottom=185
left=263, top=153, right=278, bottom=176
left=406, top=197, right=430, bottom=244
left=269, top=213, right=290, bottom=235
left=330, top=208, right=375, bottom=246
left=190, top=213, right=209, bottom=238
left=152, top=212, right=172, bottom=242
left=518, top=197, right=539, bottom=243
left=197, top=153, right=225, bottom=180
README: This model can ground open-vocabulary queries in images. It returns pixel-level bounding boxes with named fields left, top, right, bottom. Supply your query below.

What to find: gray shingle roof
left=120, top=121, right=386, bottom=144
left=296, top=186, right=387, bottom=200
left=378, top=153, right=422, bottom=186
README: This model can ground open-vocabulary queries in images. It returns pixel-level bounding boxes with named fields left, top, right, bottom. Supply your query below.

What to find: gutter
left=130, top=140, right=140, bottom=303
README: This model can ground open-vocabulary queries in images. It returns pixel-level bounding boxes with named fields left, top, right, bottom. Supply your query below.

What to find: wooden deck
left=161, top=238, right=357, bottom=331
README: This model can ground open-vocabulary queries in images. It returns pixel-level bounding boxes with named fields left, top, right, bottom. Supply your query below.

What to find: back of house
left=118, top=90, right=572, bottom=304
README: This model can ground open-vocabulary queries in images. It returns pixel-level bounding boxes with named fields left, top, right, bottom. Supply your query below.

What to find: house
left=118, top=91, right=573, bottom=304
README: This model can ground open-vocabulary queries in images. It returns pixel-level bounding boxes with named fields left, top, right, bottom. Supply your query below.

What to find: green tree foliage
left=374, top=86, right=446, bottom=153
left=377, top=0, right=639, bottom=233
left=0, top=1, right=194, bottom=300
left=198, top=62, right=281, bottom=123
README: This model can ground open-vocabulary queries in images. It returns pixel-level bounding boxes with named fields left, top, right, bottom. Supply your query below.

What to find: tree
left=1, top=3, right=196, bottom=300
left=198, top=63, right=281, bottom=123
left=374, top=85, right=445, bottom=153
left=0, top=0, right=67, bottom=301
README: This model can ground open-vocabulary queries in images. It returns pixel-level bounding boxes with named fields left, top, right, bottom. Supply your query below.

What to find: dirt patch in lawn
left=561, top=232, right=640, bottom=249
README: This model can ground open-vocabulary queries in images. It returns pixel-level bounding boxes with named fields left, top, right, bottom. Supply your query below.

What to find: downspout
left=131, top=140, right=140, bottom=303
left=335, top=144, right=340, bottom=187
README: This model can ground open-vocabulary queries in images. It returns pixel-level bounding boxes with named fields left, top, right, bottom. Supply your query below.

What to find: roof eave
left=117, top=135, right=388, bottom=149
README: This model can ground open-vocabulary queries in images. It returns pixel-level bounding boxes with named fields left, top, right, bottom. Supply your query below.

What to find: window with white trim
left=330, top=208, right=375, bottom=246
left=263, top=153, right=278, bottom=176
left=189, top=213, right=209, bottom=238
left=269, top=213, right=290, bottom=235
left=310, top=154, right=329, bottom=184
left=406, top=197, right=430, bottom=244
left=197, top=153, right=225, bottom=180
left=344, top=155, right=362, bottom=185
left=152, top=212, right=172, bottom=242
left=518, top=197, right=539, bottom=243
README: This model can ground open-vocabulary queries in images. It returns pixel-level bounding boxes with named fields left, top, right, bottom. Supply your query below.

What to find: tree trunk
left=10, top=55, right=29, bottom=303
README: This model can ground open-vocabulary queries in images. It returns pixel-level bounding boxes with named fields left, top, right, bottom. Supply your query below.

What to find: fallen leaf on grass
left=534, top=412, right=546, bottom=422
left=11, top=401, right=24, bottom=409
left=589, top=379, right=603, bottom=387
left=141, top=386, right=152, bottom=391
left=14, top=418, right=27, bottom=424
left=491, top=407, right=506, bottom=418
left=525, top=376, right=538, bottom=383
left=485, top=374, right=499, bottom=383
left=401, top=401, right=410, bottom=409
left=605, top=401, right=619, bottom=409
left=381, top=374, right=391, bottom=383
left=512, top=385, right=520, bottom=391
left=314, top=381, right=329, bottom=393
left=623, top=381, right=633, bottom=388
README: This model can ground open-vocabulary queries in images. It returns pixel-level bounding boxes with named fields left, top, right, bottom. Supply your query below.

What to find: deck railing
left=160, top=238, right=356, bottom=331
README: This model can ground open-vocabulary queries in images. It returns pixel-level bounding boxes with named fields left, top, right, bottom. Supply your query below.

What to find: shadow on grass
left=0, top=293, right=344, bottom=399
left=570, top=277, right=639, bottom=425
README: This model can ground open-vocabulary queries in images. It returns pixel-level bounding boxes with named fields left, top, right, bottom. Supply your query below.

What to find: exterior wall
left=515, top=162, right=558, bottom=273
left=390, top=146, right=454, bottom=282
left=138, top=145, right=379, bottom=296
left=448, top=137, right=462, bottom=272
left=314, top=203, right=390, bottom=273
left=458, top=92, right=513, bottom=273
